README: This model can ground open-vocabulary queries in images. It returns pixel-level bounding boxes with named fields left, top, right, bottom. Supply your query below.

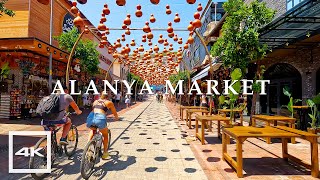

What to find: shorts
left=86, top=112, right=107, bottom=129
left=125, top=98, right=130, bottom=104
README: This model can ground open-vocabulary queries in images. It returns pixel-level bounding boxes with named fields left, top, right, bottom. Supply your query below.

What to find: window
left=287, top=0, right=305, bottom=11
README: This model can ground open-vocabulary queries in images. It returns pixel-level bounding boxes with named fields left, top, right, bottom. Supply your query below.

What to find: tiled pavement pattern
left=4, top=97, right=207, bottom=180
left=166, top=101, right=320, bottom=180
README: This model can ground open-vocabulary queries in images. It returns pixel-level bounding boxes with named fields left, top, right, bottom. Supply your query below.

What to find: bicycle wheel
left=80, top=139, right=97, bottom=179
left=64, top=125, right=78, bottom=157
left=29, top=137, right=51, bottom=180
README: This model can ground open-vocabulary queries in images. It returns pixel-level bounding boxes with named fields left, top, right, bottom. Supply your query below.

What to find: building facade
left=245, top=0, right=320, bottom=114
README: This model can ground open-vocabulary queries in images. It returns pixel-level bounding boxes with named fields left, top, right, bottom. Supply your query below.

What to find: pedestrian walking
left=125, top=94, right=131, bottom=108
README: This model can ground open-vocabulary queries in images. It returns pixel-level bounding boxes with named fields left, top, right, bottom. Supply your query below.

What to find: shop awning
left=0, top=37, right=71, bottom=63
left=192, top=63, right=222, bottom=82
left=259, top=0, right=320, bottom=49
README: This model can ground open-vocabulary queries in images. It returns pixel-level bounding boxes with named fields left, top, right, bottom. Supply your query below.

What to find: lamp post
left=65, top=25, right=89, bottom=88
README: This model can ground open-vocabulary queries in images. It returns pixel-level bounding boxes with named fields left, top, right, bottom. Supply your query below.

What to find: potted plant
left=283, top=87, right=301, bottom=118
left=306, top=99, right=320, bottom=134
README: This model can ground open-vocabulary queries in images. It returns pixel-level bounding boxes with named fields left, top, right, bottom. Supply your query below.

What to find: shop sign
left=62, top=13, right=75, bottom=33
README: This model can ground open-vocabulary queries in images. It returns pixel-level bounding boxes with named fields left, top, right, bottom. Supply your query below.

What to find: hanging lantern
left=37, top=0, right=50, bottom=5
left=184, top=43, right=189, bottom=49
left=187, top=21, right=194, bottom=31
left=125, top=28, right=131, bottom=35
left=103, top=4, right=110, bottom=15
left=122, top=24, right=127, bottom=30
left=178, top=38, right=183, bottom=44
left=142, top=34, right=147, bottom=42
left=186, top=0, right=196, bottom=4
left=125, top=44, right=131, bottom=53
left=173, top=34, right=178, bottom=41
left=116, top=0, right=126, bottom=6
left=121, top=34, right=126, bottom=42
left=194, top=12, right=200, bottom=19
left=166, top=5, right=171, bottom=15
left=130, top=40, right=136, bottom=46
left=73, top=13, right=84, bottom=28
left=167, top=22, right=173, bottom=33
left=105, top=26, right=110, bottom=35
left=136, top=4, right=143, bottom=17
left=197, top=3, right=203, bottom=11
left=147, top=32, right=154, bottom=39
left=169, top=46, right=173, bottom=51
left=97, top=21, right=106, bottom=31
left=70, top=1, right=78, bottom=14
left=99, top=43, right=104, bottom=48
left=101, top=13, right=107, bottom=23
left=138, top=45, right=144, bottom=52
left=187, top=35, right=194, bottom=44
left=193, top=19, right=202, bottom=28
left=77, top=0, right=87, bottom=4
left=124, top=14, right=131, bottom=26
left=174, top=13, right=180, bottom=23
left=150, top=0, right=160, bottom=5
left=150, top=14, right=156, bottom=23
left=154, top=45, right=159, bottom=52
left=143, top=22, right=151, bottom=33
left=168, top=32, right=174, bottom=38
left=148, top=41, right=152, bottom=46
left=164, top=39, right=169, bottom=46
left=158, top=34, right=164, bottom=44
left=113, top=53, right=119, bottom=58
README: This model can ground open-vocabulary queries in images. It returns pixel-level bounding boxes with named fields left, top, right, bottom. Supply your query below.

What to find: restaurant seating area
left=177, top=104, right=319, bottom=178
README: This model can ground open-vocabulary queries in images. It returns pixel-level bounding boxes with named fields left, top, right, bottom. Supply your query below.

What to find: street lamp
left=65, top=12, right=89, bottom=87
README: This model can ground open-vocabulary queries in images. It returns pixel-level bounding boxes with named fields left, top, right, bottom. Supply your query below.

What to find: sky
left=77, top=0, right=223, bottom=53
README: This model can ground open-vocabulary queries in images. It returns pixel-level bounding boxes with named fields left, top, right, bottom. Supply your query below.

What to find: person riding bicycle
left=86, top=91, right=119, bottom=160
left=55, top=85, right=82, bottom=145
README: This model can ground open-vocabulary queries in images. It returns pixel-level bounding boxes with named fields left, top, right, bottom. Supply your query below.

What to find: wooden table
left=218, top=109, right=244, bottom=126
left=186, top=109, right=209, bottom=129
left=222, top=126, right=319, bottom=178
left=252, top=115, right=296, bottom=144
left=180, top=106, right=206, bottom=121
left=195, top=115, right=230, bottom=145
left=292, top=106, right=309, bottom=130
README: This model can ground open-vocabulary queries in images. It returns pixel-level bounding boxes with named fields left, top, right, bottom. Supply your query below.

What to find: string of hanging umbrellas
left=70, top=0, right=203, bottom=86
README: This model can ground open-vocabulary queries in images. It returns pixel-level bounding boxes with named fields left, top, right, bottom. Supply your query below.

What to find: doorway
left=261, top=63, right=302, bottom=115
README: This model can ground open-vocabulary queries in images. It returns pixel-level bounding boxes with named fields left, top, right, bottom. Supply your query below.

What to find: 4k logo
left=9, top=131, right=51, bottom=174
left=15, top=147, right=44, bottom=157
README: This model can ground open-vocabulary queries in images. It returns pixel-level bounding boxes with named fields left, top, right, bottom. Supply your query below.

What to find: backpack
left=36, top=94, right=63, bottom=120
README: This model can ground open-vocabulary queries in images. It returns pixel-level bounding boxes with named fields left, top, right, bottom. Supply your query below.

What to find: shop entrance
left=260, top=63, right=302, bottom=115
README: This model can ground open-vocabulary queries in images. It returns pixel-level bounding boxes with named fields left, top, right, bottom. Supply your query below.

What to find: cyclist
left=86, top=91, right=119, bottom=159
left=55, top=85, right=82, bottom=145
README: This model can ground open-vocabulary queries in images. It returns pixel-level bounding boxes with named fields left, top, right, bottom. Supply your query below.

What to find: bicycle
left=80, top=123, right=111, bottom=179
left=29, top=112, right=79, bottom=180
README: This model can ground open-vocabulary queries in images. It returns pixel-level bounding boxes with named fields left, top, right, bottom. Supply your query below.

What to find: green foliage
left=127, top=72, right=144, bottom=85
left=228, top=68, right=243, bottom=119
left=0, top=62, right=10, bottom=81
left=168, top=71, right=189, bottom=86
left=312, top=93, right=320, bottom=105
left=55, top=28, right=99, bottom=75
left=0, top=0, right=15, bottom=17
left=306, top=99, right=319, bottom=129
left=211, top=0, right=275, bottom=71
left=282, top=86, right=301, bottom=117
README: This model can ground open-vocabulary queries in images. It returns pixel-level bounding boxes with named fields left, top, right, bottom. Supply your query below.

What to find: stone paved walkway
left=5, top=98, right=207, bottom=180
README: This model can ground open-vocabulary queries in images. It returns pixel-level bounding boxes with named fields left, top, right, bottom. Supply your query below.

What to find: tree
left=127, top=72, right=144, bottom=102
left=0, top=0, right=15, bottom=17
left=0, top=62, right=10, bottom=82
left=55, top=28, right=99, bottom=75
left=211, top=0, right=274, bottom=71
left=211, top=0, right=275, bottom=124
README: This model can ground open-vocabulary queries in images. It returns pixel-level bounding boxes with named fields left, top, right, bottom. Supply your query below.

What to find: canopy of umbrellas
left=70, top=0, right=203, bottom=85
